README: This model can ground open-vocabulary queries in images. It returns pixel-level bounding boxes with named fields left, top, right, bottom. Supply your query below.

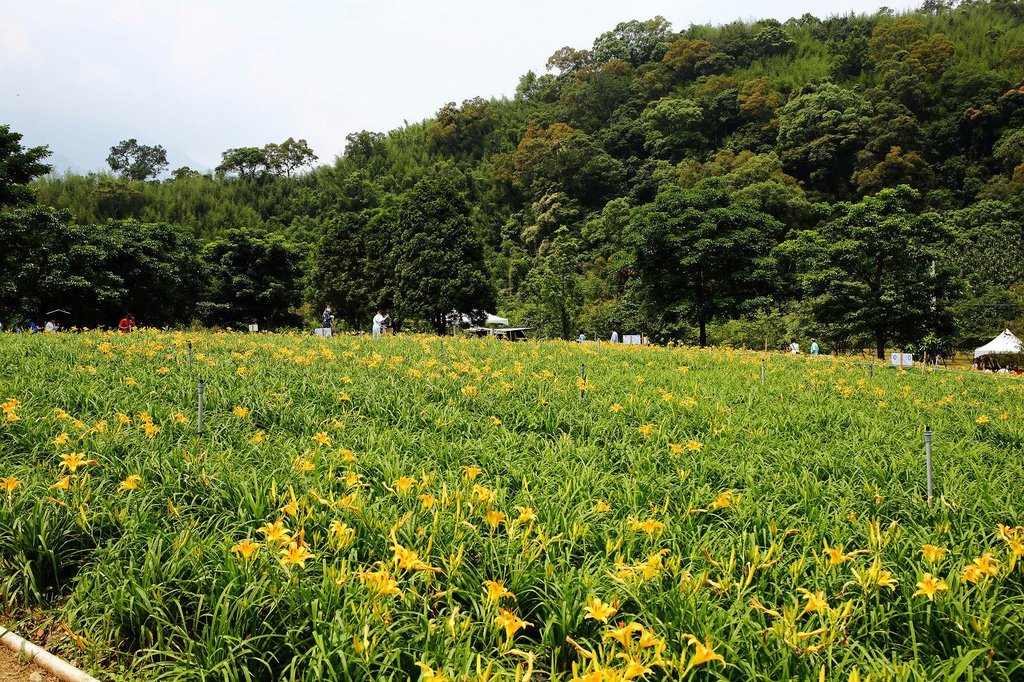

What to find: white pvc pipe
left=0, top=625, right=99, bottom=682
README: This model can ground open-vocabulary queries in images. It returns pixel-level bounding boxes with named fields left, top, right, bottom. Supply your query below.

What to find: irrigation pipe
left=0, top=624, right=99, bottom=682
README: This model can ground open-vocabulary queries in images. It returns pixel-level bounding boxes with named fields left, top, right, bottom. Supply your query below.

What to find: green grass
left=1, top=331, right=1022, bottom=681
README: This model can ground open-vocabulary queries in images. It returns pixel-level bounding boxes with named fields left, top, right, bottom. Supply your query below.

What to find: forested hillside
left=5, top=0, right=1024, bottom=356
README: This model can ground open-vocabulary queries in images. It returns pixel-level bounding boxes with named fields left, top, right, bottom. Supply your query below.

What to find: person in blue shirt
left=810, top=338, right=820, bottom=356
left=610, top=330, right=619, bottom=343
left=578, top=332, right=586, bottom=343
left=29, top=321, right=40, bottom=333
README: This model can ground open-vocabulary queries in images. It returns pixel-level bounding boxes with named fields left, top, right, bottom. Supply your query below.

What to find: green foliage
left=633, top=182, right=782, bottom=345
left=201, top=227, right=306, bottom=328
left=13, top=0, right=1024, bottom=347
left=785, top=185, right=957, bottom=357
left=0, top=208, right=205, bottom=327
left=391, top=167, right=494, bottom=332
left=590, top=17, right=673, bottom=66
left=306, top=212, right=374, bottom=329
left=776, top=83, right=873, bottom=196
left=640, top=97, right=705, bottom=158
left=106, top=139, right=169, bottom=181
left=0, top=124, right=52, bottom=207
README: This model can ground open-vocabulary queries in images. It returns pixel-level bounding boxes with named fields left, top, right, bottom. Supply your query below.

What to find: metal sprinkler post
left=760, top=358, right=765, bottom=386
left=579, top=363, right=586, bottom=400
left=197, top=379, right=205, bottom=435
left=925, top=425, right=933, bottom=507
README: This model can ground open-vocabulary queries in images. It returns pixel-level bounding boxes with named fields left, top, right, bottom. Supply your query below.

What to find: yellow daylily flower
left=583, top=595, right=618, bottom=623
left=279, top=541, right=314, bottom=567
left=913, top=573, right=948, bottom=601
left=231, top=539, right=261, bottom=560
left=683, top=635, right=726, bottom=674
left=117, top=475, right=142, bottom=492
left=482, top=580, right=515, bottom=603
left=493, top=608, right=530, bottom=641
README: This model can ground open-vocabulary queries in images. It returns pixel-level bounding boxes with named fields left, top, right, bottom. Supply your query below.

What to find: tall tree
left=633, top=181, right=781, bottom=345
left=0, top=207, right=72, bottom=319
left=392, top=166, right=494, bottom=332
left=785, top=185, right=956, bottom=358
left=0, top=124, right=52, bottom=207
left=106, top=139, right=168, bottom=180
left=591, top=17, right=673, bottom=66
left=216, top=147, right=269, bottom=180
left=201, top=227, right=305, bottom=328
left=521, top=227, right=584, bottom=339
left=265, top=138, right=318, bottom=177
left=306, top=212, right=372, bottom=328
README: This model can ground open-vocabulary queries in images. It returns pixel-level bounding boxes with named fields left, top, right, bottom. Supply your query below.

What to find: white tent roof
left=448, top=310, right=509, bottom=326
left=974, top=329, right=1024, bottom=358
left=485, top=313, right=509, bottom=326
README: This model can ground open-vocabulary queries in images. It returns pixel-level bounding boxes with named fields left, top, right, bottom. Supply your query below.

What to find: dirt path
left=0, top=645, right=59, bottom=682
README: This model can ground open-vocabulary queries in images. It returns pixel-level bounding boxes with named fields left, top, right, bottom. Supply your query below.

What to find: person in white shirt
left=610, top=330, right=619, bottom=343
left=372, top=311, right=388, bottom=338
left=789, top=339, right=800, bottom=354
left=44, top=319, right=57, bottom=333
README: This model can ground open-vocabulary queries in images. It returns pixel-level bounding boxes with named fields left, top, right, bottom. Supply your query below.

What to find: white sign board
left=623, top=334, right=644, bottom=345
left=248, top=324, right=259, bottom=333
left=890, top=352, right=913, bottom=367
left=314, top=327, right=332, bottom=337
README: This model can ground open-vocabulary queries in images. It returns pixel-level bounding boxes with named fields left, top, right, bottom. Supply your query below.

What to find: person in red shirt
left=118, top=314, right=135, bottom=333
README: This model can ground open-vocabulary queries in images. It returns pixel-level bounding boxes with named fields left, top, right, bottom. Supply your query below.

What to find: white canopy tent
left=974, top=329, right=1024, bottom=359
left=449, top=310, right=509, bottom=327
left=485, top=313, right=509, bottom=326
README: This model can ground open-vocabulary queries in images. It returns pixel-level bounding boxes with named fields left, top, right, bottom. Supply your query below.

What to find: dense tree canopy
left=635, top=182, right=781, bottom=345
left=5, top=0, right=1024, bottom=353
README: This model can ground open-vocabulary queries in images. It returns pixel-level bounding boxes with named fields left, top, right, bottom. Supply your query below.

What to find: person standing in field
left=322, top=305, right=334, bottom=331
left=610, top=330, right=619, bottom=343
left=789, top=339, right=800, bottom=354
left=578, top=331, right=587, bottom=343
left=810, top=338, right=820, bottom=356
left=118, top=313, right=134, bottom=334
left=372, top=310, right=388, bottom=339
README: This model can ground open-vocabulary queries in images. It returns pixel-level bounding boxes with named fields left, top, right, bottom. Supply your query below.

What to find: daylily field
left=1, top=331, right=1022, bottom=681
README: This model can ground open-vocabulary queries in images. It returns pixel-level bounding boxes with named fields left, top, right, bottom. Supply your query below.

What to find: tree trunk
left=698, top=315, right=707, bottom=347
left=875, top=331, right=885, bottom=360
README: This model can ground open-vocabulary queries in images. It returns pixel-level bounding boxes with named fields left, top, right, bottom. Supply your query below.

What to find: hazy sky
left=2, top=0, right=909, bottom=174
